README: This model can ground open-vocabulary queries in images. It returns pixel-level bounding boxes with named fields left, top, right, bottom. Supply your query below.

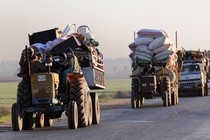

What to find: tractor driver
left=143, top=61, right=156, bottom=75
left=30, top=52, right=48, bottom=74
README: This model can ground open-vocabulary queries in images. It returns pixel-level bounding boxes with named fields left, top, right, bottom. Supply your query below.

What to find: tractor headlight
left=150, top=83, right=154, bottom=86
left=32, top=88, right=38, bottom=94
left=142, top=83, right=147, bottom=87
left=46, top=87, right=52, bottom=93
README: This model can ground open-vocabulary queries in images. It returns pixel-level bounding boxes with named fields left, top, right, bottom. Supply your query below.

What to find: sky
left=0, top=0, right=210, bottom=61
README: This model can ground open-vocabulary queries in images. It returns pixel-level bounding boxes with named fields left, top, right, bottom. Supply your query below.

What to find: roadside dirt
left=100, top=98, right=130, bottom=110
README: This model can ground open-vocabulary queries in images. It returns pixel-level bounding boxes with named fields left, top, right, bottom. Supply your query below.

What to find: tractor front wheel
left=11, top=103, right=23, bottom=131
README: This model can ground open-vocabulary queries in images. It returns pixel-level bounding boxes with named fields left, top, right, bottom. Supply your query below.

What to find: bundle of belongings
left=17, top=25, right=103, bottom=78
left=129, top=29, right=178, bottom=68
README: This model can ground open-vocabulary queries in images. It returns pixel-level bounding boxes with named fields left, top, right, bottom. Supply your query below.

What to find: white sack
left=137, top=29, right=169, bottom=38
left=129, top=52, right=135, bottom=59
left=135, top=45, right=153, bottom=55
left=135, top=51, right=153, bottom=60
left=134, top=55, right=152, bottom=61
left=148, top=37, right=171, bottom=50
left=152, top=44, right=170, bottom=54
left=154, top=50, right=173, bottom=60
left=128, top=42, right=136, bottom=51
left=135, top=45, right=148, bottom=51
left=134, top=37, right=153, bottom=46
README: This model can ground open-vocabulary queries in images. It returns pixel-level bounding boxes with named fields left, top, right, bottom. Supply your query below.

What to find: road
left=1, top=96, right=210, bottom=140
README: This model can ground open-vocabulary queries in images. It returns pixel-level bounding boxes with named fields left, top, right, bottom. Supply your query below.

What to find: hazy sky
left=1, top=0, right=210, bottom=60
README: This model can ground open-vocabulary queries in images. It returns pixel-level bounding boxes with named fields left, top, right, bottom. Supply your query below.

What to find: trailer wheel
left=36, top=113, right=44, bottom=128
left=68, top=101, right=78, bottom=129
left=44, top=114, right=53, bottom=127
left=90, top=92, right=100, bottom=124
left=131, top=79, right=139, bottom=109
left=12, top=103, right=23, bottom=131
left=22, top=113, right=35, bottom=130
left=88, top=94, right=93, bottom=126
left=70, top=78, right=89, bottom=127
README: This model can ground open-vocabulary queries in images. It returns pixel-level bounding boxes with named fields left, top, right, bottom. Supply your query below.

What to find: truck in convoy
left=129, top=29, right=182, bottom=108
left=178, top=50, right=209, bottom=96
left=12, top=25, right=105, bottom=131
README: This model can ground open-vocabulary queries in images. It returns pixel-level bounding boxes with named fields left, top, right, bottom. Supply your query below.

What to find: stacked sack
left=129, top=29, right=178, bottom=66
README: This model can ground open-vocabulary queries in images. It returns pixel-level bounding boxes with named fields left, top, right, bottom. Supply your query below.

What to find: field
left=0, top=82, right=18, bottom=107
left=0, top=79, right=131, bottom=119
left=104, top=78, right=131, bottom=92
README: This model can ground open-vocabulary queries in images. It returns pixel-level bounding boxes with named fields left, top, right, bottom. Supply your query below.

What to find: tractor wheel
left=204, top=83, right=208, bottom=96
left=166, top=78, right=171, bottom=106
left=88, top=94, right=93, bottom=126
left=131, top=92, right=136, bottom=109
left=11, top=103, right=23, bottom=131
left=36, top=113, right=44, bottom=128
left=68, top=101, right=78, bottom=129
left=90, top=92, right=100, bottom=124
left=163, top=91, right=168, bottom=107
left=140, top=97, right=145, bottom=105
left=171, top=92, right=176, bottom=106
left=17, top=80, right=31, bottom=108
left=168, top=91, right=171, bottom=107
left=22, top=113, right=35, bottom=130
left=162, top=77, right=170, bottom=107
left=136, top=99, right=140, bottom=108
left=201, top=86, right=204, bottom=96
left=44, top=114, right=53, bottom=127
left=131, top=79, right=139, bottom=109
left=171, top=83, right=178, bottom=105
left=69, top=78, right=89, bottom=127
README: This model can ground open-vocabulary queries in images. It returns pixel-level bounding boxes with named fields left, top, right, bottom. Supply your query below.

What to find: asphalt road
left=1, top=96, right=210, bottom=140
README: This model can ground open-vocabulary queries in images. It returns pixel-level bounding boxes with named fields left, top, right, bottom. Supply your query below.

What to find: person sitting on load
left=143, top=62, right=156, bottom=75
left=61, top=48, right=81, bottom=84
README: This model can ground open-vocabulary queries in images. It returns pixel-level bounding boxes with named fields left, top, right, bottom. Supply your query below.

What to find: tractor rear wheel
left=88, top=94, right=93, bottom=126
left=163, top=91, right=168, bottom=107
left=90, top=92, right=100, bottom=124
left=69, top=78, right=89, bottom=127
left=17, top=80, right=31, bottom=108
left=11, top=103, right=23, bottom=131
left=131, top=79, right=139, bottom=109
left=68, top=101, right=78, bottom=129
left=162, top=77, right=171, bottom=107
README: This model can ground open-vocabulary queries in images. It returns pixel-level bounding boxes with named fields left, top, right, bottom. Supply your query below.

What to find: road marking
left=117, top=120, right=153, bottom=123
